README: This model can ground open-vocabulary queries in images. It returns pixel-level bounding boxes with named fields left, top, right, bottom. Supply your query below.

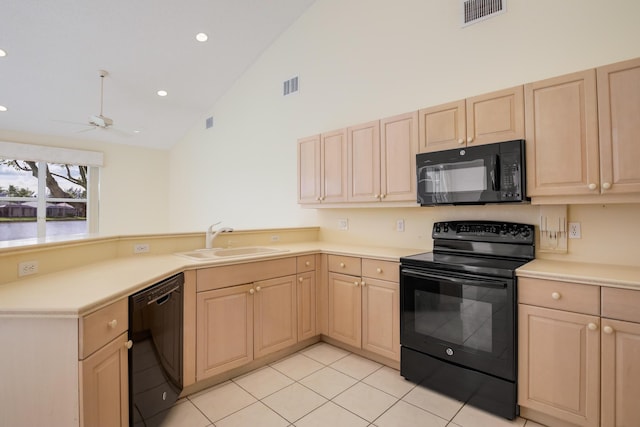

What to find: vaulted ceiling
left=0, top=0, right=316, bottom=149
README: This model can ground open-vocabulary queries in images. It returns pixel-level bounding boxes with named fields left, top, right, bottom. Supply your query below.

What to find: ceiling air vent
left=283, top=76, right=299, bottom=96
left=462, top=0, right=505, bottom=27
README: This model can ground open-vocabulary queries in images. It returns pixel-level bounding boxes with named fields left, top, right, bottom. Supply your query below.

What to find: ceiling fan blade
left=107, top=126, right=135, bottom=137
left=53, top=119, right=92, bottom=127
left=75, top=126, right=97, bottom=133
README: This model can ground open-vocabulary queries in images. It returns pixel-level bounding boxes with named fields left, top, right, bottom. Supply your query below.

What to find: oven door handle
left=401, top=269, right=507, bottom=289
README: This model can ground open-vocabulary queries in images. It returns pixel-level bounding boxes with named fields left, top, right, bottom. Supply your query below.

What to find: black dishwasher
left=129, top=272, right=184, bottom=426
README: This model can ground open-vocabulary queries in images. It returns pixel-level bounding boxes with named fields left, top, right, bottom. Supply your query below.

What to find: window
left=0, top=141, right=102, bottom=242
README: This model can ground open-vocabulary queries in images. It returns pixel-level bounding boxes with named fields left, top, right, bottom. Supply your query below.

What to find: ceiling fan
left=86, top=70, right=114, bottom=130
left=56, top=70, right=133, bottom=135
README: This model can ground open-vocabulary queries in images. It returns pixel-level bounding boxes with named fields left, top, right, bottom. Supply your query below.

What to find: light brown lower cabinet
left=519, top=278, right=640, bottom=427
left=196, top=284, right=255, bottom=380
left=297, top=271, right=317, bottom=341
left=518, top=304, right=600, bottom=427
left=327, top=256, right=400, bottom=362
left=253, top=275, right=298, bottom=359
left=80, top=332, right=130, bottom=427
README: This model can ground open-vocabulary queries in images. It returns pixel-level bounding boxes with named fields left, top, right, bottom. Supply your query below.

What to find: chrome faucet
left=206, top=223, right=233, bottom=249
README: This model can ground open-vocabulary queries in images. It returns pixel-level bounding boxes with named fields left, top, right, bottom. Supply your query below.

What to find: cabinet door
left=597, top=57, right=640, bottom=195
left=380, top=111, right=419, bottom=202
left=361, top=277, right=399, bottom=361
left=321, top=129, right=348, bottom=203
left=254, top=275, right=297, bottom=359
left=518, top=304, right=600, bottom=427
left=297, top=272, right=317, bottom=342
left=196, top=284, right=254, bottom=380
left=328, top=272, right=362, bottom=348
left=418, top=100, right=466, bottom=153
left=525, top=69, right=600, bottom=196
left=347, top=120, right=381, bottom=202
left=601, top=318, right=640, bottom=427
left=466, top=86, right=524, bottom=146
left=298, top=135, right=321, bottom=204
left=80, top=332, right=129, bottom=427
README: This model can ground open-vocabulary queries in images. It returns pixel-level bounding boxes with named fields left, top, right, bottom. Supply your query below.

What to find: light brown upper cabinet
left=418, top=86, right=524, bottom=153
left=347, top=112, right=418, bottom=203
left=297, top=129, right=348, bottom=204
left=526, top=57, right=640, bottom=201
left=597, top=57, right=640, bottom=195
left=525, top=69, right=600, bottom=197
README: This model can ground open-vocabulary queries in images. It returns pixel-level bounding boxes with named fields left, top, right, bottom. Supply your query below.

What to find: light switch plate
left=338, top=219, right=348, bottom=231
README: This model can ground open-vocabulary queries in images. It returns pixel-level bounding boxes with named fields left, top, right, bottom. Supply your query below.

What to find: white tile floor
left=143, top=343, right=547, bottom=427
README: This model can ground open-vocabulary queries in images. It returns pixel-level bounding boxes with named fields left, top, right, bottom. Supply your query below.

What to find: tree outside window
left=0, top=159, right=91, bottom=241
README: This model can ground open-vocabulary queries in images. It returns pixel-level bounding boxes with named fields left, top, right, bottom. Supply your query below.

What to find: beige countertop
left=5, top=240, right=639, bottom=318
left=517, top=258, right=640, bottom=290
left=0, top=242, right=424, bottom=317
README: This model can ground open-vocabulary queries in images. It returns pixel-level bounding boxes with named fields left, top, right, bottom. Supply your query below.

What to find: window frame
left=0, top=141, right=102, bottom=241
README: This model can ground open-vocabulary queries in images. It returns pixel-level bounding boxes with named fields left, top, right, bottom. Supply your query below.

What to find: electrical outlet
left=338, top=218, right=349, bottom=231
left=271, top=235, right=280, bottom=242
left=396, top=219, right=405, bottom=232
left=134, top=243, right=150, bottom=253
left=18, top=260, right=39, bottom=277
left=568, top=222, right=581, bottom=239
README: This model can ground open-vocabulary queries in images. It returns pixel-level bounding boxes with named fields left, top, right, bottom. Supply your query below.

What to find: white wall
left=0, top=129, right=169, bottom=235
left=170, top=0, right=640, bottom=265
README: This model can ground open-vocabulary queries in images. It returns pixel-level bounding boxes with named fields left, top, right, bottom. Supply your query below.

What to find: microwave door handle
left=402, top=269, right=507, bottom=289
left=491, top=155, right=499, bottom=191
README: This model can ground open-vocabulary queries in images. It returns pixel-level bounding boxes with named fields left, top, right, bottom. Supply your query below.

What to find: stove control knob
left=520, top=228, right=531, bottom=238
left=443, top=224, right=449, bottom=233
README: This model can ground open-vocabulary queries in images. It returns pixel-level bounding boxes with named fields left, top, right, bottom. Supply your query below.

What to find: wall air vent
left=462, top=0, right=505, bottom=27
left=283, top=76, right=299, bottom=96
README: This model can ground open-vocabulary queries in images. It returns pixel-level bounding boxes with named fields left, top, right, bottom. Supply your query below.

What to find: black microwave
left=416, top=140, right=527, bottom=206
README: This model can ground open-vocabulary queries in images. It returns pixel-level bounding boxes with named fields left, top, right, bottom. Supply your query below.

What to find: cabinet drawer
left=327, top=255, right=361, bottom=276
left=602, top=287, right=640, bottom=323
left=362, top=258, right=399, bottom=282
left=79, top=298, right=128, bottom=359
left=197, top=257, right=296, bottom=292
left=297, top=255, right=316, bottom=273
left=518, top=277, right=600, bottom=315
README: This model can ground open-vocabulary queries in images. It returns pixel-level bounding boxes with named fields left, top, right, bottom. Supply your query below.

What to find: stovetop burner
left=400, top=220, right=535, bottom=278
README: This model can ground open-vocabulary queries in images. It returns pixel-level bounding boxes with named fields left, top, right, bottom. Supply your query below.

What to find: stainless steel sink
left=176, top=246, right=288, bottom=260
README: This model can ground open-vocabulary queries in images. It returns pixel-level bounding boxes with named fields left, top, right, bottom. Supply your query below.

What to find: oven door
left=400, top=266, right=515, bottom=381
left=416, top=149, right=499, bottom=205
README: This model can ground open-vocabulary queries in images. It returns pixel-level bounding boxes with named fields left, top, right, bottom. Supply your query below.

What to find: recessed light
left=195, top=33, right=208, bottom=42
left=0, top=49, right=6, bottom=57
left=0, top=105, right=7, bottom=112
left=157, top=90, right=168, bottom=97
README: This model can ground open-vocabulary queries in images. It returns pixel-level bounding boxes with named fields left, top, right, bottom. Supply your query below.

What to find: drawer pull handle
left=551, top=292, right=561, bottom=300
left=361, top=281, right=366, bottom=287
left=354, top=281, right=360, bottom=287
left=255, top=286, right=261, bottom=292
left=305, top=261, right=311, bottom=266
left=108, top=319, right=118, bottom=329
left=376, top=268, right=382, bottom=273
left=125, top=340, right=133, bottom=350
left=249, top=289, right=255, bottom=294
left=299, top=277, right=304, bottom=283
left=603, top=326, right=614, bottom=334
left=587, top=323, right=598, bottom=331
left=602, top=182, right=611, bottom=190
left=340, top=262, right=345, bottom=268
left=588, top=183, right=597, bottom=190
left=458, top=138, right=464, bottom=145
